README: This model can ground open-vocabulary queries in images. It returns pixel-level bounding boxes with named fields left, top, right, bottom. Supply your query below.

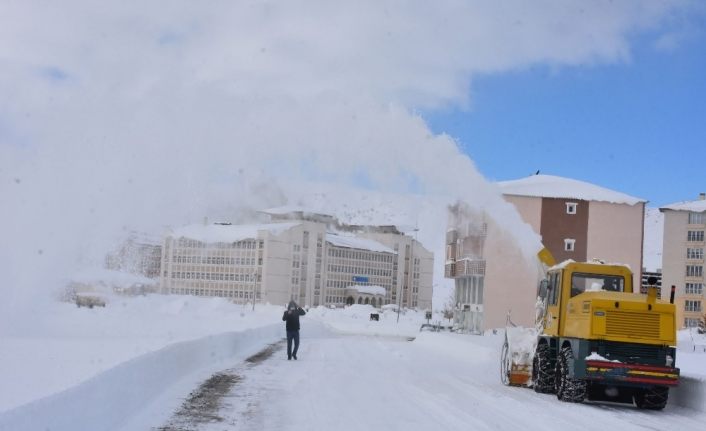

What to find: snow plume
left=0, top=1, right=698, bottom=324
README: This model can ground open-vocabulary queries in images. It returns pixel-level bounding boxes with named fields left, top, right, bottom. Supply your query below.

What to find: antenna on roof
left=535, top=170, right=540, bottom=175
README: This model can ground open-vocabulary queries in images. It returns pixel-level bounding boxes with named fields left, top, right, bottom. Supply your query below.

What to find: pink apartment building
left=446, top=174, right=646, bottom=332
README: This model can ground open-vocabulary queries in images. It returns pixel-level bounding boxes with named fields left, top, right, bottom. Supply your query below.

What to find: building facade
left=446, top=174, right=646, bottom=332
left=660, top=194, right=706, bottom=328
left=358, top=230, right=434, bottom=310
left=160, top=208, right=434, bottom=309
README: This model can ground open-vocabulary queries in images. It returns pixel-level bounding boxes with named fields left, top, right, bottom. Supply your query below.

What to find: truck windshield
left=570, top=273, right=624, bottom=297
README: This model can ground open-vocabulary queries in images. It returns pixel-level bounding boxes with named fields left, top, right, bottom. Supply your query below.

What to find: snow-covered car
left=75, top=292, right=107, bottom=308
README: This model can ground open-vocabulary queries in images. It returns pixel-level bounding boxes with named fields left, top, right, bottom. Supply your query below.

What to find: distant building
left=105, top=231, right=162, bottom=279
left=160, top=207, right=434, bottom=309
left=660, top=193, right=706, bottom=328
left=446, top=174, right=646, bottom=332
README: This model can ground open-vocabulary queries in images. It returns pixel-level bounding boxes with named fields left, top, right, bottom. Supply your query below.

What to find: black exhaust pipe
left=670, top=285, right=676, bottom=304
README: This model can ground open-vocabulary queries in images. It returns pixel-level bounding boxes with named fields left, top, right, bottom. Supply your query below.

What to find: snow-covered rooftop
left=171, top=222, right=300, bottom=243
left=347, top=285, right=387, bottom=296
left=660, top=198, right=706, bottom=212
left=262, top=206, right=333, bottom=217
left=326, top=234, right=396, bottom=254
left=497, top=174, right=645, bottom=205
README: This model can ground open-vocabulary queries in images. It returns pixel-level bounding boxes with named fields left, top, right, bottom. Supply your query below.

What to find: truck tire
left=556, top=345, right=586, bottom=403
left=634, top=386, right=668, bottom=410
left=532, top=343, right=555, bottom=393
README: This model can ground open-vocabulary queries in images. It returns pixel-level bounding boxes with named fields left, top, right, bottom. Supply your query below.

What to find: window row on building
left=687, top=230, right=705, bottom=242
left=176, top=238, right=264, bottom=249
left=687, top=248, right=704, bottom=260
left=171, top=271, right=260, bottom=282
left=685, top=299, right=702, bottom=312
left=172, top=256, right=259, bottom=265
left=688, top=212, right=705, bottom=225
left=170, top=287, right=256, bottom=299
left=327, top=264, right=392, bottom=277
left=686, top=283, right=704, bottom=295
left=327, top=248, right=394, bottom=262
left=686, top=265, right=704, bottom=278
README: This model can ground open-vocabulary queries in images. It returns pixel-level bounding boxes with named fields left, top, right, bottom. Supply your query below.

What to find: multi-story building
left=446, top=174, right=646, bottom=332
left=160, top=208, right=434, bottom=309
left=660, top=193, right=706, bottom=328
left=323, top=233, right=396, bottom=307
left=445, top=206, right=487, bottom=333
left=357, top=229, right=434, bottom=310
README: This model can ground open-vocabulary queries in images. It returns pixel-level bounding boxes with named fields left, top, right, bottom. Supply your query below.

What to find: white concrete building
left=160, top=208, right=434, bottom=309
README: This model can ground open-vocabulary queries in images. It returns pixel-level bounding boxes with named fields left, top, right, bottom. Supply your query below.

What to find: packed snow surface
left=497, top=174, right=645, bottom=205
left=1, top=295, right=706, bottom=430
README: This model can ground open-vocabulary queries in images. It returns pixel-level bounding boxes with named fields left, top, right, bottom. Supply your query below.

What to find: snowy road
left=182, top=329, right=706, bottom=431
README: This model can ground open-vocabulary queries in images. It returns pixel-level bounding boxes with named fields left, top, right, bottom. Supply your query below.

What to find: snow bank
left=307, top=305, right=439, bottom=338
left=0, top=295, right=283, bottom=412
left=0, top=325, right=284, bottom=431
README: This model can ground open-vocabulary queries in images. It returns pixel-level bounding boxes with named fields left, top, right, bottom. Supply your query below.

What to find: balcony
left=444, top=261, right=456, bottom=278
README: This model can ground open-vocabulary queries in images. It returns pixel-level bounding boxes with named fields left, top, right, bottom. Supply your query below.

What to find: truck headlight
left=666, top=355, right=674, bottom=367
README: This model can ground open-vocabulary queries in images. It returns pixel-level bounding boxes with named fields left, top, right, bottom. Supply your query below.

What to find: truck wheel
left=532, top=343, right=555, bottom=393
left=634, top=386, right=668, bottom=410
left=556, top=345, right=586, bottom=403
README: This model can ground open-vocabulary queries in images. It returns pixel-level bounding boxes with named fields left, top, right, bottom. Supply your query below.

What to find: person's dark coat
left=282, top=301, right=306, bottom=331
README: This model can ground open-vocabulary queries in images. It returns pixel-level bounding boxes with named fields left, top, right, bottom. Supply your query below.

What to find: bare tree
left=442, top=292, right=455, bottom=324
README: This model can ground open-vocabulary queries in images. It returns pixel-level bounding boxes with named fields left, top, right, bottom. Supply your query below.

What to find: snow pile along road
left=0, top=324, right=284, bottom=431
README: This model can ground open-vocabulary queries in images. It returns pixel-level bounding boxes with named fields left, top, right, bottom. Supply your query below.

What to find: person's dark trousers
left=286, top=330, right=300, bottom=359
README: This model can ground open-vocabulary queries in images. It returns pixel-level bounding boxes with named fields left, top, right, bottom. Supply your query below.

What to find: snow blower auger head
left=500, top=324, right=537, bottom=387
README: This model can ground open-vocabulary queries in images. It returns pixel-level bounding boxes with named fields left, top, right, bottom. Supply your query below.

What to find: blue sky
left=423, top=26, right=706, bottom=208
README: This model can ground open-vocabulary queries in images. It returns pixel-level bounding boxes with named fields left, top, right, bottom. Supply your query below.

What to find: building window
left=686, top=283, right=703, bottom=295
left=686, top=265, right=703, bottom=277
left=564, top=239, right=576, bottom=252
left=689, top=212, right=705, bottom=225
left=687, top=248, right=704, bottom=260
left=685, top=318, right=701, bottom=328
left=687, top=230, right=705, bottom=242
left=685, top=300, right=702, bottom=312
left=566, top=202, right=577, bottom=215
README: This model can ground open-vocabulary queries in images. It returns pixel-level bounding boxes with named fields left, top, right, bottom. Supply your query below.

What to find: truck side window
left=548, top=272, right=560, bottom=305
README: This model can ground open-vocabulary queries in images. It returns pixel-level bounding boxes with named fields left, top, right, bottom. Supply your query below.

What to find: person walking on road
left=282, top=300, right=306, bottom=360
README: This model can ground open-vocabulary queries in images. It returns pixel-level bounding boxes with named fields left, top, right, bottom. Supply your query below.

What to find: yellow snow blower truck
left=502, top=257, right=679, bottom=410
